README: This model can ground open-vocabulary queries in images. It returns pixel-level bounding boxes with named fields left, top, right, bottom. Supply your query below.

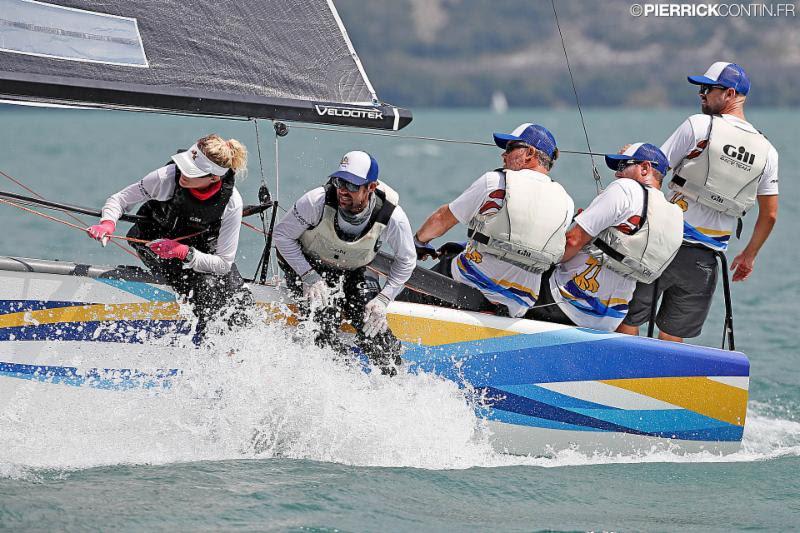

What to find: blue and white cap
left=604, top=143, right=670, bottom=176
left=493, top=123, right=557, bottom=158
left=329, top=150, right=379, bottom=186
left=687, top=62, right=750, bottom=95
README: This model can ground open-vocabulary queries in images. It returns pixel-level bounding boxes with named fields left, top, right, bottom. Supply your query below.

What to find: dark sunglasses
left=616, top=159, right=650, bottom=172
left=698, top=84, right=728, bottom=95
left=331, top=176, right=362, bottom=192
left=504, top=141, right=531, bottom=154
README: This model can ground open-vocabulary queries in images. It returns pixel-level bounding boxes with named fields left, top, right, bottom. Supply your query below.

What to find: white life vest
left=299, top=181, right=398, bottom=270
left=670, top=115, right=770, bottom=217
left=467, top=169, right=573, bottom=272
left=591, top=183, right=684, bottom=284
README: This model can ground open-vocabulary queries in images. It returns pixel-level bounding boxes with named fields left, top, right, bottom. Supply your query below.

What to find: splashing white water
left=0, top=319, right=496, bottom=473
left=0, top=318, right=798, bottom=475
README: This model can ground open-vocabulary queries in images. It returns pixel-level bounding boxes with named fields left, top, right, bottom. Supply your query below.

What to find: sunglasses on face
left=331, top=176, right=363, bottom=192
left=698, top=84, right=728, bottom=95
left=616, top=160, right=649, bottom=172
left=504, top=141, right=531, bottom=154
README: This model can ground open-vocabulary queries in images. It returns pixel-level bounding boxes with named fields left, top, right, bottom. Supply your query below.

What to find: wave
left=0, top=319, right=798, bottom=477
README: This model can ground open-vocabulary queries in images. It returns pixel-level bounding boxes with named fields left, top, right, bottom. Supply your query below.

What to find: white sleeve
left=273, top=188, right=326, bottom=277
left=574, top=180, right=637, bottom=237
left=184, top=189, right=243, bottom=275
left=448, top=172, right=499, bottom=224
left=100, top=165, right=177, bottom=223
left=757, top=145, right=779, bottom=196
left=379, top=206, right=416, bottom=301
left=661, top=117, right=702, bottom=170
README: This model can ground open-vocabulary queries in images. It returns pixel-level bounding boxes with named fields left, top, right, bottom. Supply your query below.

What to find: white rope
left=285, top=122, right=606, bottom=156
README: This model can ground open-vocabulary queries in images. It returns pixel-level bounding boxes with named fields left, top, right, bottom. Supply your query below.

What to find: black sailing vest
left=128, top=164, right=235, bottom=254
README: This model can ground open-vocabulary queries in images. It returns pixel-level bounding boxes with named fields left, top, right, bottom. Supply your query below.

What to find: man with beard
left=619, top=62, right=779, bottom=342
left=274, top=151, right=415, bottom=375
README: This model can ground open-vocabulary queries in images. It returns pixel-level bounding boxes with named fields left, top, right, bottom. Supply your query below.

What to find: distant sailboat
left=491, top=90, right=508, bottom=114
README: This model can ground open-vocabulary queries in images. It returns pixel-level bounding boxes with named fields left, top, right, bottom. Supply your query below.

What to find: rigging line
left=0, top=169, right=138, bottom=258
left=550, top=0, right=604, bottom=194
left=273, top=122, right=281, bottom=204
left=0, top=198, right=204, bottom=245
left=271, top=121, right=282, bottom=277
left=282, top=123, right=606, bottom=156
left=253, top=119, right=267, bottom=187
left=241, top=220, right=265, bottom=235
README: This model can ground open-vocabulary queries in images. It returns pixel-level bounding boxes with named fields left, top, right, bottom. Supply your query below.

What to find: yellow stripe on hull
left=387, top=313, right=517, bottom=346
left=0, top=302, right=181, bottom=328
left=600, top=377, right=748, bottom=426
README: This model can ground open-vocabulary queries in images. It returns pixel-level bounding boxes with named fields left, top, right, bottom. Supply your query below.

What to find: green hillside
left=336, top=0, right=800, bottom=107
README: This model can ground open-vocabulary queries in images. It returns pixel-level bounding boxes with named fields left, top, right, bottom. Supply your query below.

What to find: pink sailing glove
left=87, top=220, right=116, bottom=247
left=147, top=239, right=190, bottom=261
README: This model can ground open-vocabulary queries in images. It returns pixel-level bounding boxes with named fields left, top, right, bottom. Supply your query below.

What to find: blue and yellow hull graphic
left=0, top=263, right=749, bottom=454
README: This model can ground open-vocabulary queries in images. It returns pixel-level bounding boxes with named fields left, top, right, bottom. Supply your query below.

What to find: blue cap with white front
left=329, top=150, right=379, bottom=185
left=687, top=62, right=750, bottom=95
left=604, top=143, right=670, bottom=176
left=493, top=123, right=557, bottom=158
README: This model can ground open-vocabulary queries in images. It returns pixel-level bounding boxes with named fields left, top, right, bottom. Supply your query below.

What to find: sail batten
left=0, top=0, right=411, bottom=129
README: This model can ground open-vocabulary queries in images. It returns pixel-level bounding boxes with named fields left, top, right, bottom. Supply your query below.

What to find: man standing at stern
left=414, top=123, right=574, bottom=318
left=274, top=151, right=415, bottom=374
left=620, top=62, right=779, bottom=342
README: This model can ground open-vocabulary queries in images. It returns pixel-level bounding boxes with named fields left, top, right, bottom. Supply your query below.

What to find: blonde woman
left=87, top=134, right=252, bottom=337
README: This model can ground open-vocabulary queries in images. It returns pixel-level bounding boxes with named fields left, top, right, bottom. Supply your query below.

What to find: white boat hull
left=0, top=256, right=750, bottom=456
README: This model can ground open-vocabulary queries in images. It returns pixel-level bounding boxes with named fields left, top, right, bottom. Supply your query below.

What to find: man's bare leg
left=617, top=323, right=639, bottom=335
left=659, top=331, right=684, bottom=343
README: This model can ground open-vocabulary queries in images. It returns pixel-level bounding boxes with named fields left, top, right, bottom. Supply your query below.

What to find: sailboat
left=0, top=0, right=748, bottom=455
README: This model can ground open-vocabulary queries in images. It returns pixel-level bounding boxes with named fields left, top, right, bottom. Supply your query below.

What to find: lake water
left=0, top=106, right=798, bottom=531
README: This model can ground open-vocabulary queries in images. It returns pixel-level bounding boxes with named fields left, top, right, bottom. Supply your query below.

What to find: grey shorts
left=623, top=244, right=718, bottom=338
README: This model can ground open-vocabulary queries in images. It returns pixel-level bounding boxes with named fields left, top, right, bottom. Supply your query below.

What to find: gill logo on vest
left=721, top=144, right=758, bottom=171
left=574, top=256, right=602, bottom=293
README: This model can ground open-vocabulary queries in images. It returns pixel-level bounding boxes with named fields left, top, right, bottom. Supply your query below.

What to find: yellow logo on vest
left=574, top=256, right=602, bottom=293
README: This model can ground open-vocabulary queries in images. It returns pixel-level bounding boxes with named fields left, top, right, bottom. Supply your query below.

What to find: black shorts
left=623, top=244, right=718, bottom=338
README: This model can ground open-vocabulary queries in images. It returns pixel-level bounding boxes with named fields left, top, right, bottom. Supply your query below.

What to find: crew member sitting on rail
left=87, top=134, right=252, bottom=339
left=528, top=143, right=683, bottom=331
left=414, top=123, right=574, bottom=318
left=273, top=150, right=415, bottom=375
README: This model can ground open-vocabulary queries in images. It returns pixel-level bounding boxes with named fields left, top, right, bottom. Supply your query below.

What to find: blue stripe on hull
left=96, top=279, right=176, bottom=302
left=405, top=331, right=748, bottom=384
left=487, top=407, right=743, bottom=441
left=0, top=320, right=192, bottom=343
left=0, top=300, right=86, bottom=315
left=0, top=362, right=178, bottom=390
left=481, top=387, right=652, bottom=436
left=481, top=387, right=743, bottom=441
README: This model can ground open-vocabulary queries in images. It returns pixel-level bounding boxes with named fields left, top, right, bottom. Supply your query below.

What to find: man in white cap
left=274, top=150, right=415, bottom=374
left=620, top=62, right=779, bottom=342
left=414, top=123, right=574, bottom=318
left=528, top=143, right=683, bottom=331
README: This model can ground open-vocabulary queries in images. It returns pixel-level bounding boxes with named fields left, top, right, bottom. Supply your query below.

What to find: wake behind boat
left=0, top=0, right=749, bottom=456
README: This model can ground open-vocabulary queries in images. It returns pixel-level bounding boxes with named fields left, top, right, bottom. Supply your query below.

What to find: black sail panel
left=0, top=0, right=412, bottom=129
